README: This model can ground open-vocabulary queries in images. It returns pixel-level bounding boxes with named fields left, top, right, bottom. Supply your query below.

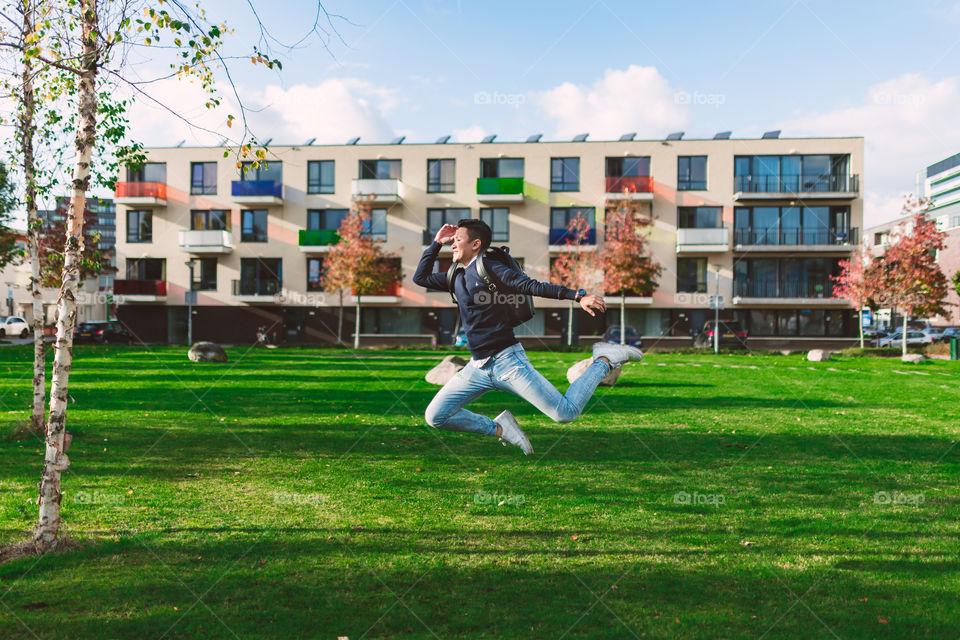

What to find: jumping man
left=413, top=219, right=644, bottom=455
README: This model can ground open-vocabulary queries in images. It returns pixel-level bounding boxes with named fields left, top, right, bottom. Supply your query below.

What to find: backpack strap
left=476, top=247, right=508, bottom=293
left=446, top=262, right=462, bottom=304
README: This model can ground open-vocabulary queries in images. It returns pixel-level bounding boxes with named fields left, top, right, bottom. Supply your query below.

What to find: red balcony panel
left=114, top=279, right=167, bottom=296
left=605, top=176, right=653, bottom=193
left=114, top=182, right=167, bottom=199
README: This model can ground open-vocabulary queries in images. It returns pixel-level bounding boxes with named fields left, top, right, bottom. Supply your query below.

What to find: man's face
left=452, top=227, right=481, bottom=264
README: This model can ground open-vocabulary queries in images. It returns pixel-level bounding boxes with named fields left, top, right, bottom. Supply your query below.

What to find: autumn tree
left=871, top=198, right=949, bottom=356
left=549, top=213, right=601, bottom=345
left=321, top=198, right=402, bottom=349
left=831, top=244, right=877, bottom=348
left=600, top=198, right=662, bottom=344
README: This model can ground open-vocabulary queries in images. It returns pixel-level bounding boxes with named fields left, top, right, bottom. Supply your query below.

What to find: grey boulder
left=188, top=342, right=228, bottom=363
left=426, top=355, right=468, bottom=386
left=567, top=357, right=623, bottom=386
left=807, top=349, right=831, bottom=362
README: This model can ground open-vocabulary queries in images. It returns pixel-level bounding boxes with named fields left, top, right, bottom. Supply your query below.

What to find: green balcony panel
left=299, top=229, right=340, bottom=246
left=476, top=177, right=524, bottom=195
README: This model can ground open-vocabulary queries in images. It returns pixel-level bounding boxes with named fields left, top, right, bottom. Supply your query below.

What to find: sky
left=117, top=0, right=960, bottom=227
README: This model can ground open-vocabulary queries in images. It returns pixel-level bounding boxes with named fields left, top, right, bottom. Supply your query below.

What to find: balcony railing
left=231, top=279, right=281, bottom=296
left=178, top=229, right=233, bottom=251
left=476, top=177, right=524, bottom=195
left=114, top=279, right=166, bottom=296
left=352, top=282, right=400, bottom=296
left=549, top=228, right=596, bottom=245
left=231, top=180, right=283, bottom=198
left=605, top=176, right=653, bottom=194
left=352, top=178, right=402, bottom=199
left=734, top=279, right=836, bottom=299
left=734, top=174, right=860, bottom=194
left=734, top=227, right=859, bottom=246
left=299, top=229, right=340, bottom=246
left=677, top=227, right=729, bottom=246
left=114, top=181, right=167, bottom=199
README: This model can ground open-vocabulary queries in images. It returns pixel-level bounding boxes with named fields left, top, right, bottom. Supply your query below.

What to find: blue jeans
left=424, top=343, right=612, bottom=436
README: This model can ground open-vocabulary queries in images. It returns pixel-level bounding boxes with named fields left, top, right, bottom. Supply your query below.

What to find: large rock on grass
left=567, top=357, right=623, bottom=386
left=426, top=355, right=468, bottom=386
left=188, top=342, right=228, bottom=363
left=807, top=349, right=831, bottom=362
left=901, top=353, right=928, bottom=364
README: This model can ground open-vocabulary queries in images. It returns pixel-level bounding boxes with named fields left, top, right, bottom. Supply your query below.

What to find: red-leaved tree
left=870, top=197, right=949, bottom=355
left=831, top=244, right=877, bottom=348
left=549, top=213, right=602, bottom=345
left=321, top=197, right=401, bottom=349
left=600, top=198, right=662, bottom=344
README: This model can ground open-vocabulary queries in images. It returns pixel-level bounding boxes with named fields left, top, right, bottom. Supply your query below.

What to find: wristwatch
left=574, top=288, right=586, bottom=302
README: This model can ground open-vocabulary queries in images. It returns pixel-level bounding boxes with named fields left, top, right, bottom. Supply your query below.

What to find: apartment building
left=112, top=133, right=864, bottom=346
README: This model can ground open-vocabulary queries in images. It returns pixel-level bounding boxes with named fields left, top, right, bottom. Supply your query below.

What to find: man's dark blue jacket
left=413, top=241, right=579, bottom=360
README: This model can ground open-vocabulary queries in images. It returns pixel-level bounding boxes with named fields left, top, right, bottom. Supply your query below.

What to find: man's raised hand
left=579, top=294, right=607, bottom=317
left=434, top=224, right=458, bottom=244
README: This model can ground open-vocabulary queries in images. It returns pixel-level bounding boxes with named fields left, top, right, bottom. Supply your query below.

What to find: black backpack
left=446, top=246, right=536, bottom=327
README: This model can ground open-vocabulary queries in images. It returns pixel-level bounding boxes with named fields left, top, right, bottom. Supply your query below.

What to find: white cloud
left=532, top=65, right=688, bottom=140
left=452, top=124, right=487, bottom=142
left=782, top=73, right=960, bottom=225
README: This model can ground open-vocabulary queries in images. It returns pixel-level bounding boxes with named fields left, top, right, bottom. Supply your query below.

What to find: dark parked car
left=693, top=320, right=748, bottom=349
left=73, top=320, right=134, bottom=344
left=602, top=325, right=643, bottom=348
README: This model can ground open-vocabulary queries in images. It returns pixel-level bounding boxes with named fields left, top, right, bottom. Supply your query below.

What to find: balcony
left=178, top=230, right=233, bottom=254
left=113, top=279, right=167, bottom=302
left=732, top=279, right=849, bottom=306
left=350, top=281, right=401, bottom=304
left=548, top=228, right=596, bottom=251
left=231, top=180, right=283, bottom=205
left=476, top=177, right=524, bottom=203
left=676, top=227, right=729, bottom=253
left=734, top=227, right=859, bottom=252
left=351, top=178, right=404, bottom=204
left=299, top=229, right=340, bottom=253
left=605, top=176, right=654, bottom=200
left=114, top=182, right=167, bottom=206
left=231, top=278, right=281, bottom=303
left=733, top=174, right=860, bottom=201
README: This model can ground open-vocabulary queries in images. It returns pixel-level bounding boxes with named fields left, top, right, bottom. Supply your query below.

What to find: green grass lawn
left=0, top=344, right=958, bottom=639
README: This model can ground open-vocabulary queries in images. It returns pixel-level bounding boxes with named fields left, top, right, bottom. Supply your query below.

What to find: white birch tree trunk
left=858, top=306, right=864, bottom=349
left=620, top=293, right=626, bottom=345
left=337, top=290, right=343, bottom=345
left=901, top=312, right=908, bottom=357
left=353, top=296, right=361, bottom=349
left=34, top=0, right=99, bottom=551
left=567, top=301, right=574, bottom=347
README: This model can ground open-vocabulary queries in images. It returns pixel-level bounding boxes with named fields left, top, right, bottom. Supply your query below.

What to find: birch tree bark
left=34, top=0, right=100, bottom=551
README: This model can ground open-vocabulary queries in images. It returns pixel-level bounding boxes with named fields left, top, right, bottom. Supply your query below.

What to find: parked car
left=602, top=325, right=643, bottom=349
left=940, top=327, right=960, bottom=341
left=0, top=316, right=29, bottom=338
left=73, top=320, right=135, bottom=344
left=693, top=320, right=748, bottom=349
left=876, top=331, right=932, bottom=348
left=921, top=327, right=946, bottom=342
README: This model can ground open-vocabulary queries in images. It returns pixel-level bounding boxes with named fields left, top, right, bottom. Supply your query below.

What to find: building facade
left=112, top=134, right=864, bottom=346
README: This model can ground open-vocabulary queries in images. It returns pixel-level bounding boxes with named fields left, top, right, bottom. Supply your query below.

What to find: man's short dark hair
left=458, top=218, right=492, bottom=251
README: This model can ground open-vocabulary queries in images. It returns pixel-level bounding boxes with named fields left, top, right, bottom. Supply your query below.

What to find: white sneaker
left=592, top=342, right=644, bottom=367
left=495, top=410, right=533, bottom=455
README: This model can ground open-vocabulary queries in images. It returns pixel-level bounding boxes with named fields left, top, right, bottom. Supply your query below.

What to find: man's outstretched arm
left=487, top=260, right=607, bottom=316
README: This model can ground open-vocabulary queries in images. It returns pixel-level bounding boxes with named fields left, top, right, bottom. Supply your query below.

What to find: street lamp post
left=714, top=264, right=721, bottom=355
left=185, top=259, right=197, bottom=345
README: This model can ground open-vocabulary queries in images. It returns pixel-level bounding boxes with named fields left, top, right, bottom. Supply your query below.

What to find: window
left=427, top=159, right=455, bottom=193
left=237, top=258, right=281, bottom=296
left=190, top=162, right=217, bottom=195
left=480, top=158, right=524, bottom=178
left=241, top=210, right=268, bottom=242
left=550, top=158, right=580, bottom=191
left=735, top=206, right=851, bottom=245
left=126, top=258, right=164, bottom=280
left=678, top=206, right=721, bottom=229
left=734, top=154, right=850, bottom=192
left=479, top=207, right=509, bottom=242
left=426, top=208, right=470, bottom=243
left=307, top=160, right=334, bottom=194
left=191, top=258, right=217, bottom=290
left=550, top=207, right=596, bottom=245
left=362, top=208, right=387, bottom=241
left=307, top=257, right=324, bottom=292
left=307, top=209, right=349, bottom=231
left=358, top=159, right=401, bottom=179
left=734, top=258, right=841, bottom=298
left=239, top=161, right=282, bottom=182
left=126, top=210, right=152, bottom=243
left=127, top=162, right=166, bottom=183
left=191, top=209, right=229, bottom=231
left=677, top=156, right=707, bottom=190
left=676, top=258, right=707, bottom=293
left=605, top=156, right=650, bottom=177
